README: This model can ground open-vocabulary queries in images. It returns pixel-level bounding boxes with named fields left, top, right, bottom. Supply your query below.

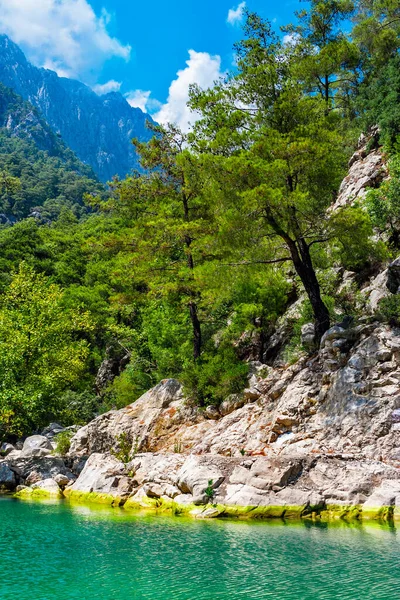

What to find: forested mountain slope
left=0, top=35, right=154, bottom=182
left=0, top=83, right=104, bottom=219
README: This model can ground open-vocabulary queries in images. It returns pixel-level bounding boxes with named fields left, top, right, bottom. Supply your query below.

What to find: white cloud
left=283, top=33, right=301, bottom=47
left=154, top=50, right=224, bottom=132
left=0, top=0, right=131, bottom=81
left=93, top=80, right=122, bottom=95
left=125, top=89, right=151, bottom=111
left=227, top=2, right=246, bottom=25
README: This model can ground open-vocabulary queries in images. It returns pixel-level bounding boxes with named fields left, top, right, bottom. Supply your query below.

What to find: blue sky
left=0, top=0, right=302, bottom=129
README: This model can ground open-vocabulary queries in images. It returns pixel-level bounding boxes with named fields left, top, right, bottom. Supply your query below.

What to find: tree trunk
left=189, top=300, right=202, bottom=360
left=287, top=238, right=330, bottom=345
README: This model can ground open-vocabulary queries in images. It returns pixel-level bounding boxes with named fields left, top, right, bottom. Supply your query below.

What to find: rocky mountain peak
left=0, top=34, right=154, bottom=181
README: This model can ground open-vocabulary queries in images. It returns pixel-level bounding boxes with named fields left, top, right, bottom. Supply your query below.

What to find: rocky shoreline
left=2, top=318, right=400, bottom=524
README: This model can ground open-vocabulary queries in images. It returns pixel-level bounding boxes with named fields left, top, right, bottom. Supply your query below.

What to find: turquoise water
left=1, top=497, right=399, bottom=600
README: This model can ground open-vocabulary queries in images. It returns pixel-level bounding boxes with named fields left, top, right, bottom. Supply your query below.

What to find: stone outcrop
left=49, top=320, right=399, bottom=520
left=3, top=320, right=400, bottom=520
left=332, top=129, right=388, bottom=212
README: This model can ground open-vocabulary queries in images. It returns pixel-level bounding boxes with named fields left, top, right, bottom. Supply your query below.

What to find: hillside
left=0, top=35, right=154, bottom=182
left=0, top=83, right=104, bottom=219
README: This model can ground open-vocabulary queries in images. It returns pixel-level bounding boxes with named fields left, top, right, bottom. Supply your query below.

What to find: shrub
left=181, top=346, right=249, bottom=407
left=376, top=295, right=400, bottom=326
left=53, top=430, right=74, bottom=455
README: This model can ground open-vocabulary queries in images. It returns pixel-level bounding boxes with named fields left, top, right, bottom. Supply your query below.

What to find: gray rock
left=0, top=442, right=15, bottom=456
left=177, top=455, right=225, bottom=498
left=31, top=478, right=62, bottom=497
left=301, top=323, right=316, bottom=352
left=21, top=435, right=53, bottom=458
left=220, top=394, right=246, bottom=416
left=66, top=453, right=133, bottom=502
left=0, top=462, right=16, bottom=490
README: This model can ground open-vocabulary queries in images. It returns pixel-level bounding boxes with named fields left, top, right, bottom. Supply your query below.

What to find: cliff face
left=0, top=82, right=76, bottom=158
left=0, top=35, right=153, bottom=181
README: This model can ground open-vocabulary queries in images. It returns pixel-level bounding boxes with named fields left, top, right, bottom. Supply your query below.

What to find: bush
left=57, top=390, right=99, bottom=426
left=181, top=346, right=249, bottom=407
left=376, top=295, right=400, bottom=326
left=53, top=430, right=73, bottom=455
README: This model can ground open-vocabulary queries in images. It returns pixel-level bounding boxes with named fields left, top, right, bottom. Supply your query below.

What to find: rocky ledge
left=2, top=318, right=400, bottom=521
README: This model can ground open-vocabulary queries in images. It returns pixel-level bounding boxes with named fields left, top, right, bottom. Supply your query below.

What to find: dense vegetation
left=0, top=83, right=104, bottom=219
left=1, top=0, right=400, bottom=438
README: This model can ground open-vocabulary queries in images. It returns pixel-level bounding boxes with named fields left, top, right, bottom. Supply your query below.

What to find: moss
left=49, top=491, right=400, bottom=523
left=14, top=487, right=63, bottom=500
left=64, top=489, right=125, bottom=507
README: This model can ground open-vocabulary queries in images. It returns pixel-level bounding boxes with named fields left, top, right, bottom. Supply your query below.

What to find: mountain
left=0, top=82, right=104, bottom=219
left=0, top=35, right=153, bottom=182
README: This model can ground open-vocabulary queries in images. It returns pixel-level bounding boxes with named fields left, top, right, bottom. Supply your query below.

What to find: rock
left=65, top=453, right=134, bottom=504
left=0, top=442, right=15, bottom=456
left=363, top=480, right=400, bottom=518
left=220, top=394, right=246, bottom=416
left=40, top=423, right=65, bottom=439
left=320, top=326, right=351, bottom=349
left=195, top=507, right=222, bottom=519
left=0, top=462, right=16, bottom=490
left=54, top=473, right=72, bottom=487
left=205, top=406, right=220, bottom=420
left=25, top=471, right=42, bottom=485
left=301, top=323, right=316, bottom=352
left=332, top=144, right=387, bottom=212
left=7, top=456, right=74, bottom=483
left=387, top=257, right=400, bottom=294
left=69, top=379, right=188, bottom=456
left=21, top=435, right=53, bottom=458
left=176, top=455, right=225, bottom=499
left=31, top=478, right=62, bottom=498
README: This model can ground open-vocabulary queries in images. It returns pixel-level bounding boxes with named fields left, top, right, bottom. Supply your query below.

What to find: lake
left=0, top=497, right=398, bottom=599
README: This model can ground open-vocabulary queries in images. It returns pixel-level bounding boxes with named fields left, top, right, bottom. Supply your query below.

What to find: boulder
left=7, top=456, right=74, bottom=483
left=0, top=462, right=16, bottom=490
left=65, top=453, right=134, bottom=504
left=176, top=455, right=225, bottom=500
left=0, top=442, right=15, bottom=456
left=31, top=478, right=62, bottom=498
left=21, top=435, right=53, bottom=458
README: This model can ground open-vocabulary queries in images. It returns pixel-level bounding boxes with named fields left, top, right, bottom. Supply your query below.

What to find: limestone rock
left=21, top=435, right=53, bottom=458
left=31, top=478, right=62, bottom=498
left=176, top=455, right=225, bottom=499
left=301, top=323, right=316, bottom=352
left=69, top=379, right=195, bottom=456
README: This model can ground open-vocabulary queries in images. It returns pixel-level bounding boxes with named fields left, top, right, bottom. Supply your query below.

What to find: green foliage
left=376, top=295, right=400, bottom=326
left=0, top=2, right=397, bottom=428
left=111, top=433, right=135, bottom=464
left=56, top=390, right=98, bottom=426
left=365, top=156, right=400, bottom=239
left=358, top=55, right=400, bottom=150
left=330, top=205, right=389, bottom=269
left=182, top=344, right=249, bottom=407
left=53, top=430, right=74, bottom=455
left=0, top=263, right=93, bottom=437
left=205, top=479, right=215, bottom=502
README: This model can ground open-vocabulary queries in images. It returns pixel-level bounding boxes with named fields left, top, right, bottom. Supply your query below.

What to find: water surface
left=0, top=497, right=398, bottom=599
